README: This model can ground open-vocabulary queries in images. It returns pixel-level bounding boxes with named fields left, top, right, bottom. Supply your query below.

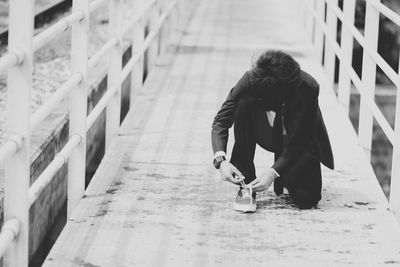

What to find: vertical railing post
left=358, top=1, right=380, bottom=160
left=106, top=0, right=123, bottom=149
left=68, top=0, right=89, bottom=216
left=337, top=0, right=356, bottom=114
left=131, top=0, right=145, bottom=104
left=172, top=0, right=180, bottom=34
left=389, top=58, right=400, bottom=218
left=305, top=1, right=315, bottom=43
left=177, top=0, right=184, bottom=28
left=148, top=1, right=159, bottom=71
left=314, top=0, right=325, bottom=64
left=159, top=0, right=169, bottom=55
left=5, top=0, right=34, bottom=265
left=324, top=0, right=338, bottom=88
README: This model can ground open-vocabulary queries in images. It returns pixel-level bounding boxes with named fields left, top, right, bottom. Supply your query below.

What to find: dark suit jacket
left=211, top=70, right=334, bottom=175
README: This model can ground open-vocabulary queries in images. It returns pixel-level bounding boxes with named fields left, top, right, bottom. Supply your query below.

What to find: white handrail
left=89, top=0, right=107, bottom=13
left=4, top=0, right=34, bottom=263
left=304, top=0, right=400, bottom=219
left=30, top=73, right=83, bottom=130
left=33, top=10, right=85, bottom=51
left=325, top=0, right=400, bottom=88
left=0, top=219, right=20, bottom=257
left=367, top=0, right=400, bottom=28
left=120, top=54, right=140, bottom=84
left=28, top=134, right=81, bottom=206
left=0, top=0, right=182, bottom=263
left=88, top=37, right=118, bottom=69
left=86, top=86, right=118, bottom=130
left=0, top=139, right=19, bottom=167
left=305, top=0, right=395, bottom=144
left=0, top=52, right=20, bottom=74
left=121, top=15, right=141, bottom=38
left=120, top=0, right=158, bottom=37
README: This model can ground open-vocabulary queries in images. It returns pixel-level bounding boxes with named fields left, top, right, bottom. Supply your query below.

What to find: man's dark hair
left=250, top=50, right=301, bottom=91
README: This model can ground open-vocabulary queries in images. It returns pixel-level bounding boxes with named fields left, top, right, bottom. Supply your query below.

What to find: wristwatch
left=213, top=156, right=226, bottom=169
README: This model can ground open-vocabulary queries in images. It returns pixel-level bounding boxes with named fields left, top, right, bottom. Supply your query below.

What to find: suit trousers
left=229, top=97, right=322, bottom=209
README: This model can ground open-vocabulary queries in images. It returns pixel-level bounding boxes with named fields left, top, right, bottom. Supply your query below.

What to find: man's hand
left=219, top=161, right=244, bottom=185
left=247, top=168, right=279, bottom=192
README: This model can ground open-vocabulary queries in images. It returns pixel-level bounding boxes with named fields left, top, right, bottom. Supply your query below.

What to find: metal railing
left=0, top=0, right=180, bottom=265
left=303, top=0, right=400, bottom=219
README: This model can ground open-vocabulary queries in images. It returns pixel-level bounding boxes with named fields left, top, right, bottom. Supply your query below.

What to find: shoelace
left=237, top=177, right=254, bottom=204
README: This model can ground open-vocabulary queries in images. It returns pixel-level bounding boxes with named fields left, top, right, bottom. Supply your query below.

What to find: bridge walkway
left=44, top=0, right=400, bottom=266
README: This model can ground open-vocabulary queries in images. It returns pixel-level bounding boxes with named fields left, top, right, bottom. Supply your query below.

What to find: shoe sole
left=233, top=202, right=256, bottom=213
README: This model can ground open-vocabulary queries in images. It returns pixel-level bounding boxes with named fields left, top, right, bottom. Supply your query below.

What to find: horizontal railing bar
left=121, top=15, right=141, bottom=37
left=144, top=0, right=158, bottom=13
left=86, top=86, right=118, bottom=130
left=30, top=73, right=83, bottom=130
left=307, top=0, right=395, bottom=144
left=33, top=10, right=85, bottom=51
left=0, top=218, right=20, bottom=257
left=366, top=0, right=400, bottom=28
left=346, top=68, right=395, bottom=144
left=0, top=138, right=21, bottom=167
left=143, top=0, right=177, bottom=51
left=120, top=0, right=156, bottom=37
left=157, top=1, right=177, bottom=32
left=88, top=37, right=118, bottom=69
left=89, top=0, right=107, bottom=13
left=120, top=54, right=140, bottom=83
left=0, top=52, right=20, bottom=74
left=325, top=0, right=400, bottom=88
left=86, top=0, right=176, bottom=132
left=143, top=31, right=157, bottom=51
left=85, top=0, right=175, bottom=131
left=28, top=134, right=81, bottom=207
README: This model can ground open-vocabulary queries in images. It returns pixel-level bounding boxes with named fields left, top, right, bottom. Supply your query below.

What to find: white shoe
left=233, top=186, right=256, bottom=213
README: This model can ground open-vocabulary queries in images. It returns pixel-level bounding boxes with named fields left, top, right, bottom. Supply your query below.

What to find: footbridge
left=1, top=0, right=400, bottom=266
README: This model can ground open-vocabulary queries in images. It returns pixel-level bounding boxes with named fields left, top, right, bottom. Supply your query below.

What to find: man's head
left=250, top=50, right=301, bottom=109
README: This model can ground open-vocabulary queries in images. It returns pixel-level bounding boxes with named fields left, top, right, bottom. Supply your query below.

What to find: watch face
left=213, top=158, right=219, bottom=169
left=213, top=156, right=225, bottom=169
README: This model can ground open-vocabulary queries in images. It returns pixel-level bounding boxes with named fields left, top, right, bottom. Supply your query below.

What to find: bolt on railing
left=303, top=0, right=400, bottom=220
left=0, top=0, right=181, bottom=265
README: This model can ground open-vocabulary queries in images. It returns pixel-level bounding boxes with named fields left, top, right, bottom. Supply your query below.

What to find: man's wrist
left=213, top=153, right=226, bottom=169
left=214, top=151, right=226, bottom=159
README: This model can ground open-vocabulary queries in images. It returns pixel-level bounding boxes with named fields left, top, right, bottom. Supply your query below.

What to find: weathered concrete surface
left=44, top=0, right=400, bottom=266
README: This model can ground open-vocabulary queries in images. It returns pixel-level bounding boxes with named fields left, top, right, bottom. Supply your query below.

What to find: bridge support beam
left=358, top=0, right=380, bottom=160
left=131, top=0, right=145, bottom=105
left=5, top=0, right=34, bottom=265
left=337, top=0, right=356, bottom=114
left=324, top=0, right=338, bottom=88
left=389, top=53, right=400, bottom=219
left=313, top=0, right=325, bottom=64
left=106, top=0, right=123, bottom=149
left=68, top=0, right=90, bottom=217
left=147, top=2, right=159, bottom=72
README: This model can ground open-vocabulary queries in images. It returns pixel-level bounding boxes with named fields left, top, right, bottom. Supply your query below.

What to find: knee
left=290, top=189, right=320, bottom=209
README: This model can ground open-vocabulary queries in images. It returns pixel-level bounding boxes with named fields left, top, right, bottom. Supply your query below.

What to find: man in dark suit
left=211, top=50, right=334, bottom=211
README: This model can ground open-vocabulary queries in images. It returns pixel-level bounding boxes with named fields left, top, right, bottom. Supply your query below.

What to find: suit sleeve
left=271, top=85, right=319, bottom=175
left=211, top=71, right=249, bottom=154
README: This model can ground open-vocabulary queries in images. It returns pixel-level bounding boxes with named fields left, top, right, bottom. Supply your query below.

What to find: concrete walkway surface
left=44, top=0, right=400, bottom=266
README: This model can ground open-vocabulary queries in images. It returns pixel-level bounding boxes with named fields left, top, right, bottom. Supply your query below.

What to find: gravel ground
left=0, top=0, right=137, bottom=140
left=0, top=0, right=71, bottom=32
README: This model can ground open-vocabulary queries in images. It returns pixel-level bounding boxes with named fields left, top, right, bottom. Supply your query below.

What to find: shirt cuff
left=214, top=151, right=226, bottom=159
left=270, top=167, right=280, bottom=178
